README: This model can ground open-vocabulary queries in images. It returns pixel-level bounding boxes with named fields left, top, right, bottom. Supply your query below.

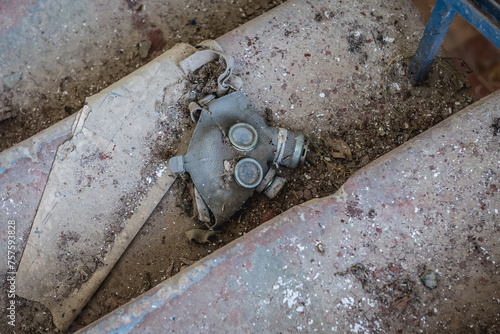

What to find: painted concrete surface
left=0, top=0, right=287, bottom=150
left=216, top=0, right=429, bottom=135
left=15, top=43, right=191, bottom=331
left=78, top=89, right=500, bottom=333
left=0, top=114, right=74, bottom=314
left=0, top=0, right=489, bottom=331
left=1, top=0, right=436, bottom=147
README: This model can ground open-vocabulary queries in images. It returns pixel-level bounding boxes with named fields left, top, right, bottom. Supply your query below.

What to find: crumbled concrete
left=2, top=72, right=21, bottom=89
left=420, top=270, right=438, bottom=290
left=78, top=88, right=500, bottom=334
left=138, top=40, right=152, bottom=59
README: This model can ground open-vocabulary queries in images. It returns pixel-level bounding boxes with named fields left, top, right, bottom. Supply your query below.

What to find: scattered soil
left=335, top=263, right=414, bottom=313
left=187, top=57, right=227, bottom=100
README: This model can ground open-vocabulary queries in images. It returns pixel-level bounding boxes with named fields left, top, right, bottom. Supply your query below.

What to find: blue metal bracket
left=409, top=0, right=500, bottom=83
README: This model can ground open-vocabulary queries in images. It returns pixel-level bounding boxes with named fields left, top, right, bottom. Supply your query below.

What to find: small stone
left=3, top=72, right=21, bottom=89
left=420, top=270, right=438, bottom=290
left=179, top=257, right=196, bottom=265
left=359, top=155, right=370, bottom=167
left=260, top=208, right=275, bottom=224
left=33, top=312, right=49, bottom=326
left=0, top=106, right=16, bottom=121
left=138, top=40, right=152, bottom=59
left=304, top=189, right=312, bottom=200
left=104, top=296, right=120, bottom=310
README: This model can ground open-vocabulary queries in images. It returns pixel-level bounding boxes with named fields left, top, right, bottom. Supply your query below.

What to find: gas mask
left=169, top=91, right=308, bottom=228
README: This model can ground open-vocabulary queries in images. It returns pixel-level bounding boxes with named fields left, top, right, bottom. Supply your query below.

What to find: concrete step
left=78, top=88, right=500, bottom=333
left=0, top=0, right=488, bottom=331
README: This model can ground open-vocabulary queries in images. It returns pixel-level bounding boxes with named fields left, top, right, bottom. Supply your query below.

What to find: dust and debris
left=138, top=40, right=152, bottom=59
left=222, top=159, right=237, bottom=188
left=420, top=270, right=438, bottom=290
left=53, top=228, right=105, bottom=302
left=0, top=90, right=15, bottom=122
left=179, top=257, right=196, bottom=266
left=0, top=0, right=288, bottom=152
left=492, top=118, right=500, bottom=136
left=151, top=100, right=191, bottom=161
left=320, top=137, right=352, bottom=160
left=185, top=229, right=217, bottom=244
left=187, top=58, right=226, bottom=100
left=314, top=8, right=335, bottom=22
left=384, top=56, right=474, bottom=122
left=335, top=263, right=413, bottom=312
left=2, top=72, right=21, bottom=89
left=347, top=32, right=365, bottom=53
left=3, top=0, right=491, bottom=332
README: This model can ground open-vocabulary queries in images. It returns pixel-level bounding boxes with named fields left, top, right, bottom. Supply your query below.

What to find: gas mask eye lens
left=228, top=123, right=258, bottom=151
left=234, top=158, right=264, bottom=188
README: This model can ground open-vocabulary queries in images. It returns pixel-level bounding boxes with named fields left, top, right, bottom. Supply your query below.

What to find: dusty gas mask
left=170, top=91, right=308, bottom=228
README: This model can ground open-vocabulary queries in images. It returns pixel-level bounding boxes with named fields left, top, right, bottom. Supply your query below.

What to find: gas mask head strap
left=179, top=40, right=242, bottom=98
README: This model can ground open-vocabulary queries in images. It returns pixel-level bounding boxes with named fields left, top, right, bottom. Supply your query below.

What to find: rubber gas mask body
left=169, top=91, right=308, bottom=228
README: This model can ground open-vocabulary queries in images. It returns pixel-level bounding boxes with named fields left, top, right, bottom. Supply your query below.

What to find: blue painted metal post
left=446, top=0, right=500, bottom=49
left=470, top=0, right=500, bottom=26
left=409, top=0, right=456, bottom=83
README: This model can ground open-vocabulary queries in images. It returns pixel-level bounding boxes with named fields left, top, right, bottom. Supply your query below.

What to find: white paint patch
left=351, top=323, right=366, bottom=333
left=341, top=296, right=354, bottom=306
left=283, top=289, right=299, bottom=308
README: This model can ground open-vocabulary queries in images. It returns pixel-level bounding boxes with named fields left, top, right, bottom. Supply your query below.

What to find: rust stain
left=148, top=29, right=166, bottom=52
